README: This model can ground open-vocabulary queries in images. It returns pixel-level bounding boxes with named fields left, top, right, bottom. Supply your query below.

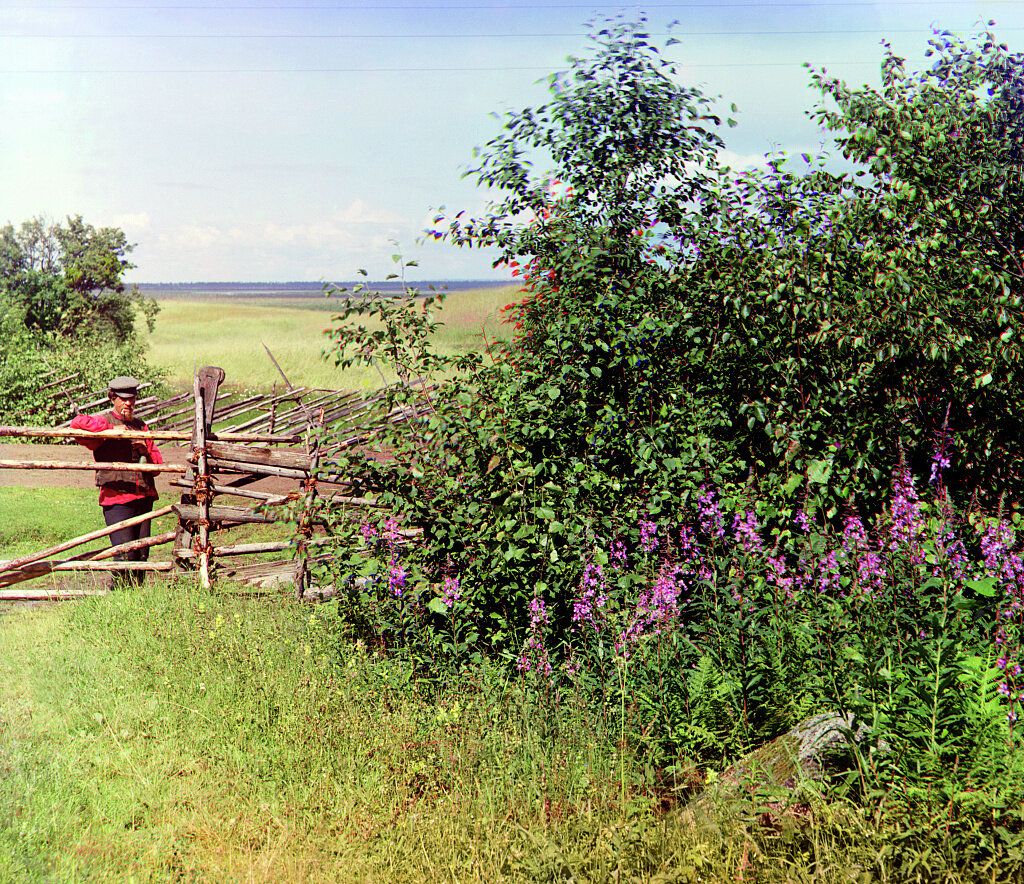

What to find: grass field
left=142, top=284, right=520, bottom=392
left=0, top=573, right=874, bottom=883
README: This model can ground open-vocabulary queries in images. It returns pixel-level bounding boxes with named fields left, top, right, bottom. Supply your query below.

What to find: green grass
left=0, top=579, right=886, bottom=884
left=143, top=284, right=520, bottom=393
left=1, top=495, right=1008, bottom=881
left=0, top=488, right=179, bottom=561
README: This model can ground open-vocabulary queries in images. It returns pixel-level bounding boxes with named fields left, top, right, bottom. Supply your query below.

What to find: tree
left=326, top=21, right=1024, bottom=659
left=0, top=215, right=158, bottom=343
left=672, top=28, right=1024, bottom=513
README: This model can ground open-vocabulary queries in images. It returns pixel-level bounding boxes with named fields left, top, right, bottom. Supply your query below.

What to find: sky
left=1, top=0, right=1023, bottom=283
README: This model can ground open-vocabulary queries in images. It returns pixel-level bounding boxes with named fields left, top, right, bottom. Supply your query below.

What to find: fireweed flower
left=795, top=506, right=812, bottom=534
left=766, top=553, right=794, bottom=598
left=610, top=539, right=628, bottom=570
left=573, top=561, right=608, bottom=632
left=518, top=593, right=553, bottom=675
left=388, top=562, right=407, bottom=597
left=697, top=486, right=726, bottom=540
left=889, top=465, right=923, bottom=556
left=733, top=510, right=764, bottom=555
left=640, top=520, right=659, bottom=553
left=980, top=520, right=1024, bottom=593
left=617, top=562, right=686, bottom=655
left=816, top=548, right=842, bottom=595
left=842, top=514, right=888, bottom=595
left=441, top=576, right=461, bottom=609
left=678, top=526, right=699, bottom=559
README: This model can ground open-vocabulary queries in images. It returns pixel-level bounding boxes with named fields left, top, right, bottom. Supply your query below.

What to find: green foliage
left=313, top=23, right=1024, bottom=871
left=0, top=215, right=163, bottom=425
left=0, top=215, right=158, bottom=344
left=679, top=28, right=1024, bottom=513
left=0, top=323, right=163, bottom=425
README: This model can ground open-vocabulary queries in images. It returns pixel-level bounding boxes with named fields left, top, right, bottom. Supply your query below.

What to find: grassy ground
left=142, top=284, right=519, bottom=392
left=0, top=578, right=879, bottom=884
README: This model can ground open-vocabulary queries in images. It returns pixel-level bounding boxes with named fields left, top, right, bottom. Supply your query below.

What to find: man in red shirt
left=70, top=376, right=164, bottom=587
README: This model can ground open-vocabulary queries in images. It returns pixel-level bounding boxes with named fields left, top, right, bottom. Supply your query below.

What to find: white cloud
left=107, top=212, right=151, bottom=233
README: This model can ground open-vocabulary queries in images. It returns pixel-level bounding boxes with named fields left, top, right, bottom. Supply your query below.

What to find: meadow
left=0, top=571, right=910, bottom=884
left=141, top=283, right=519, bottom=392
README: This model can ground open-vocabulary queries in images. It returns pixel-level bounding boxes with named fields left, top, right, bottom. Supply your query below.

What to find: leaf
left=967, top=576, right=999, bottom=597
left=807, top=459, right=832, bottom=485
left=427, top=597, right=450, bottom=615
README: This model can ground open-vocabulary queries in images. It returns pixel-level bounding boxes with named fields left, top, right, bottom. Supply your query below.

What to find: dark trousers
left=102, top=498, right=154, bottom=587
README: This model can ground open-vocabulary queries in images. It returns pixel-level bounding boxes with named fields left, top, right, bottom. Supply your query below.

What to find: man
left=70, top=376, right=163, bottom=587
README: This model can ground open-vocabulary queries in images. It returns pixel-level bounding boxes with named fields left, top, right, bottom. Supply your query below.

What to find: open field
left=142, top=283, right=520, bottom=392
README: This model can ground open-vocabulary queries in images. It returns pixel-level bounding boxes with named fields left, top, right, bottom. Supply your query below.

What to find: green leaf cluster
left=0, top=215, right=162, bottom=425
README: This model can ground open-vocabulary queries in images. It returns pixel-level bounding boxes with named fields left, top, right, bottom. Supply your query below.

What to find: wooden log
left=0, top=459, right=174, bottom=473
left=193, top=375, right=212, bottom=590
left=169, top=477, right=294, bottom=505
left=204, top=441, right=312, bottom=471
left=175, top=537, right=331, bottom=558
left=172, top=503, right=280, bottom=525
left=207, top=458, right=309, bottom=480
left=0, top=533, right=174, bottom=587
left=216, top=388, right=310, bottom=433
left=90, top=530, right=177, bottom=561
left=0, top=426, right=300, bottom=444
left=38, top=372, right=80, bottom=392
left=0, top=561, right=173, bottom=588
left=0, top=504, right=174, bottom=576
left=25, top=561, right=172, bottom=571
left=0, top=588, right=106, bottom=601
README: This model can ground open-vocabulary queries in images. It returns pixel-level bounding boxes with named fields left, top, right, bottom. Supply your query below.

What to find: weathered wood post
left=190, top=366, right=226, bottom=591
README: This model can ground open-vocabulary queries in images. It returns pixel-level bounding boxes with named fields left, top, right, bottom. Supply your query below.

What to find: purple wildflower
left=610, top=539, right=628, bottom=570
left=518, top=593, right=552, bottom=675
left=733, top=509, right=763, bottom=555
left=842, top=514, right=888, bottom=595
left=889, top=464, right=923, bottom=554
left=617, top=562, right=687, bottom=655
left=697, top=486, right=726, bottom=540
left=388, top=562, right=407, bottom=597
left=441, top=576, right=461, bottom=609
left=640, top=520, right=659, bottom=553
left=573, top=561, right=608, bottom=632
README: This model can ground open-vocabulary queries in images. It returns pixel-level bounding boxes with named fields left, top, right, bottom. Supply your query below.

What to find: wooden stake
left=0, top=558, right=174, bottom=588
left=193, top=375, right=212, bottom=591
left=0, top=460, right=173, bottom=473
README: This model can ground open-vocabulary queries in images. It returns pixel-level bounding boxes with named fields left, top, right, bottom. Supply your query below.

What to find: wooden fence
left=0, top=366, right=401, bottom=601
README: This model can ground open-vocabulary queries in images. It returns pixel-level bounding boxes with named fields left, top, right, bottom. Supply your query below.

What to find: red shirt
left=70, top=412, right=164, bottom=506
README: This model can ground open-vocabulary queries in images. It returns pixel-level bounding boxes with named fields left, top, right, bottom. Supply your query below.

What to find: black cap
left=108, top=376, right=140, bottom=397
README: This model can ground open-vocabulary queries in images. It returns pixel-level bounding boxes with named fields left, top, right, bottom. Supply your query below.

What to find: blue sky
left=1, top=0, right=1022, bottom=282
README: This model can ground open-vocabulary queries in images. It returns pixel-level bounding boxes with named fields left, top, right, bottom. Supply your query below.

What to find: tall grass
left=142, top=284, right=518, bottom=392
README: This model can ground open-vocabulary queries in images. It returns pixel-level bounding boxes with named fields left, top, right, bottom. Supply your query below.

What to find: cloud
left=138, top=202, right=431, bottom=280
left=107, top=212, right=151, bottom=233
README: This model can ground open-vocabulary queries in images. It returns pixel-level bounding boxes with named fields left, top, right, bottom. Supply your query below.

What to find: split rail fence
left=0, top=366, right=411, bottom=601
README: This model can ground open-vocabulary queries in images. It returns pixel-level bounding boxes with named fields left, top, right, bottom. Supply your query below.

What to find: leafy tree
left=0, top=214, right=158, bottom=343
left=326, top=21, right=1024, bottom=661
left=674, top=27, right=1024, bottom=514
